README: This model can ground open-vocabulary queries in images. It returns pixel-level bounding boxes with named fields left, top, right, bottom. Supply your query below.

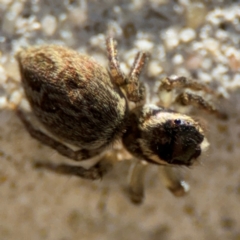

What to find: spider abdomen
left=17, top=45, right=128, bottom=149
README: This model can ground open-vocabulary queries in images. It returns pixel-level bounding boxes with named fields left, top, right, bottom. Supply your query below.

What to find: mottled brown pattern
left=17, top=45, right=127, bottom=149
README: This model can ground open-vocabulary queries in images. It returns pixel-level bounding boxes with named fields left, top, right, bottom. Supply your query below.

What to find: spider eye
left=174, top=119, right=182, bottom=125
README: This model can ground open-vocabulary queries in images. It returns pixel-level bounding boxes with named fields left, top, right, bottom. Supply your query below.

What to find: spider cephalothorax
left=123, top=105, right=204, bottom=167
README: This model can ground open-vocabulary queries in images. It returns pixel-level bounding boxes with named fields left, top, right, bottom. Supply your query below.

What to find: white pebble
left=211, top=64, right=228, bottom=79
left=41, top=15, right=57, bottom=36
left=224, top=46, right=239, bottom=58
left=202, top=38, right=220, bottom=53
left=198, top=71, right=212, bottom=83
left=192, top=41, right=204, bottom=51
left=161, top=28, right=179, bottom=49
left=206, top=8, right=223, bottom=25
left=148, top=60, right=163, bottom=77
left=0, top=96, right=7, bottom=109
left=119, top=62, right=129, bottom=75
left=107, top=20, right=122, bottom=37
left=175, top=67, right=190, bottom=77
left=179, top=28, right=196, bottom=42
left=172, top=54, right=183, bottom=65
left=233, top=74, right=240, bottom=83
left=59, top=13, right=67, bottom=22
left=113, top=6, right=121, bottom=14
left=216, top=64, right=228, bottom=74
left=9, top=90, right=22, bottom=106
left=217, top=85, right=229, bottom=99
left=89, top=34, right=105, bottom=49
left=134, top=39, right=154, bottom=51
left=60, top=30, right=72, bottom=39
left=19, top=98, right=31, bottom=111
left=68, top=7, right=87, bottom=26
left=201, top=58, right=213, bottom=70
left=225, top=9, right=235, bottom=21
left=10, top=2, right=23, bottom=17
left=215, top=29, right=228, bottom=41
left=123, top=49, right=139, bottom=69
left=199, top=24, right=212, bottom=39
left=226, top=74, right=240, bottom=90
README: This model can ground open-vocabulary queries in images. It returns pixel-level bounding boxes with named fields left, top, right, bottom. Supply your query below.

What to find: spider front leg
left=159, top=76, right=214, bottom=94
left=126, top=162, right=189, bottom=204
left=159, top=166, right=190, bottom=197
left=127, top=161, right=148, bottom=204
left=175, top=92, right=227, bottom=119
left=106, top=37, right=148, bottom=104
left=159, top=76, right=227, bottom=119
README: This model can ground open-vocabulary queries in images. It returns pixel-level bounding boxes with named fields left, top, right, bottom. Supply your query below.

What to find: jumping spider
left=16, top=38, right=224, bottom=204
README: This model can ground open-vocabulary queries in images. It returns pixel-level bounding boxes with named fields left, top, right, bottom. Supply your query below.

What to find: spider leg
left=160, top=166, right=189, bottom=197
left=17, top=107, right=114, bottom=180
left=106, top=37, right=126, bottom=86
left=34, top=158, right=112, bottom=180
left=106, top=37, right=148, bottom=104
left=175, top=92, right=227, bottom=119
left=126, top=52, right=148, bottom=103
left=127, top=161, right=148, bottom=204
left=159, top=76, right=214, bottom=94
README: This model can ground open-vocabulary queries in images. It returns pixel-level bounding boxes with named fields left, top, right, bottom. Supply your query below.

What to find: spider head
left=123, top=105, right=207, bottom=166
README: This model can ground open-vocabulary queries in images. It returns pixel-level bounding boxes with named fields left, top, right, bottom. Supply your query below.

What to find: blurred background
left=0, top=0, right=240, bottom=239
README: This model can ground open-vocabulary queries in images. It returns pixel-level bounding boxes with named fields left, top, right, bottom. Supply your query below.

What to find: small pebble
left=186, top=2, right=207, bottom=28
left=179, top=28, right=196, bottom=42
left=162, top=28, right=179, bottom=49
left=172, top=54, right=183, bottom=65
left=135, top=39, right=154, bottom=51
left=41, top=15, right=57, bottom=36
left=148, top=60, right=163, bottom=77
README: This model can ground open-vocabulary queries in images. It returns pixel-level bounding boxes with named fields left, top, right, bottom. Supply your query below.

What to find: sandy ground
left=0, top=0, right=240, bottom=240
